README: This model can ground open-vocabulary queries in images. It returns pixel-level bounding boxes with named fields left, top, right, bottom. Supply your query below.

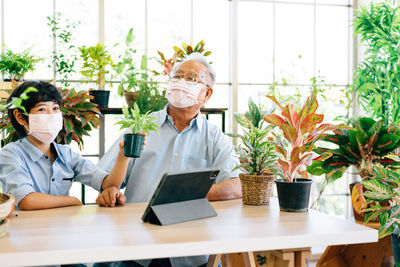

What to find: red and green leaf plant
left=57, top=88, right=100, bottom=150
left=307, top=117, right=400, bottom=206
left=362, top=165, right=400, bottom=238
left=154, top=40, right=212, bottom=77
left=263, top=92, right=336, bottom=182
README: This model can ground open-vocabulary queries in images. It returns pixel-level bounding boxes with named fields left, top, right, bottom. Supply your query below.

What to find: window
left=0, top=0, right=355, bottom=216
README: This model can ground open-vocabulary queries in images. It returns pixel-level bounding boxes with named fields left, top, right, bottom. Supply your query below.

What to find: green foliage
left=79, top=43, right=114, bottom=89
left=229, top=99, right=277, bottom=176
left=116, top=103, right=159, bottom=135
left=264, top=92, right=336, bottom=182
left=114, top=28, right=143, bottom=96
left=134, top=74, right=168, bottom=114
left=0, top=49, right=41, bottom=80
left=47, top=12, right=80, bottom=87
left=0, top=86, right=38, bottom=145
left=307, top=117, right=400, bottom=206
left=362, top=166, right=400, bottom=238
left=353, top=1, right=400, bottom=125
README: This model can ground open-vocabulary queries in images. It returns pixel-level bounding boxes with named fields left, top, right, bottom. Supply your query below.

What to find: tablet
left=141, top=168, right=220, bottom=225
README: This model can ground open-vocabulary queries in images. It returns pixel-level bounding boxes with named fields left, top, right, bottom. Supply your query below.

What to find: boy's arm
left=18, top=192, right=82, bottom=210
left=100, top=142, right=130, bottom=191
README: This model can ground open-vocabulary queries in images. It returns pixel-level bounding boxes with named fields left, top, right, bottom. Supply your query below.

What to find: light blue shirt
left=96, top=105, right=240, bottom=267
left=97, top=105, right=240, bottom=203
left=0, top=137, right=108, bottom=207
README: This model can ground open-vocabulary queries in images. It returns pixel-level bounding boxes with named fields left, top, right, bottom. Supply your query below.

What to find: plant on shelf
left=361, top=165, right=400, bottom=264
left=47, top=12, right=80, bottom=87
left=79, top=43, right=115, bottom=107
left=0, top=87, right=100, bottom=150
left=307, top=117, right=400, bottom=215
left=154, top=40, right=212, bottom=77
left=116, top=102, right=159, bottom=158
left=114, top=28, right=142, bottom=100
left=263, top=91, right=337, bottom=212
left=57, top=88, right=101, bottom=150
left=228, top=98, right=277, bottom=206
left=114, top=28, right=167, bottom=111
left=0, top=49, right=41, bottom=81
left=353, top=1, right=400, bottom=125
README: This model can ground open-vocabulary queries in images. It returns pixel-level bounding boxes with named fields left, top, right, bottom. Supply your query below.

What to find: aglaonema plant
left=362, top=165, right=400, bottom=238
left=263, top=92, right=337, bottom=182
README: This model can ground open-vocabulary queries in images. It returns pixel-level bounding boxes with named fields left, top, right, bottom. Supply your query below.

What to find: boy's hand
left=96, top=186, right=126, bottom=207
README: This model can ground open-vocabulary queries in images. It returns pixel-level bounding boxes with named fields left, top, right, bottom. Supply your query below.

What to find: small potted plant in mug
left=264, top=92, right=336, bottom=212
left=229, top=98, right=278, bottom=206
left=116, top=103, right=159, bottom=157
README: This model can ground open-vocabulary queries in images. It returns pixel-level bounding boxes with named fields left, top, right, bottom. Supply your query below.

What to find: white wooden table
left=0, top=198, right=377, bottom=267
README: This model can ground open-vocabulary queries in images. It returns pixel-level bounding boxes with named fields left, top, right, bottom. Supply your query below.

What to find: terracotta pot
left=124, top=91, right=139, bottom=106
left=349, top=182, right=387, bottom=222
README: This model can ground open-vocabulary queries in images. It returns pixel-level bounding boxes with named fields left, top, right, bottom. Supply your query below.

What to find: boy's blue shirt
left=0, top=137, right=108, bottom=207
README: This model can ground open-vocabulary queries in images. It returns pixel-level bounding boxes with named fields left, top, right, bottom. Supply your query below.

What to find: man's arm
left=206, top=177, right=242, bottom=201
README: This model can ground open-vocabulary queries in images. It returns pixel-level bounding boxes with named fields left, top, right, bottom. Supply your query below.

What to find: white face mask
left=26, top=113, right=63, bottom=144
left=166, top=79, right=206, bottom=108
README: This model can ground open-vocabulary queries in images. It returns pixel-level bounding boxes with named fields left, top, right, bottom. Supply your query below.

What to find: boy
left=0, top=81, right=129, bottom=210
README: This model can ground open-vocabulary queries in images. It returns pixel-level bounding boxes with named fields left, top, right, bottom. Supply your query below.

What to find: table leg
left=242, top=252, right=256, bottom=267
left=207, top=254, right=222, bottom=267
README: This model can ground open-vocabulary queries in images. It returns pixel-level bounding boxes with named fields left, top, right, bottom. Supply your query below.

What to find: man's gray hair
left=171, top=52, right=216, bottom=88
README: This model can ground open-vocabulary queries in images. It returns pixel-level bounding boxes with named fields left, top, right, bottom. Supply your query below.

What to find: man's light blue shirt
left=0, top=137, right=108, bottom=207
left=97, top=105, right=240, bottom=203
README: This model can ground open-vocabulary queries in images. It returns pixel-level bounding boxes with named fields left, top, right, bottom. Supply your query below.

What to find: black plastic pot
left=275, top=178, right=312, bottom=212
left=392, top=227, right=400, bottom=265
left=89, top=90, right=110, bottom=108
left=124, top=134, right=144, bottom=158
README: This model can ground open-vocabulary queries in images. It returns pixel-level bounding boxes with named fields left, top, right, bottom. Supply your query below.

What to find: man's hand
left=96, top=186, right=126, bottom=207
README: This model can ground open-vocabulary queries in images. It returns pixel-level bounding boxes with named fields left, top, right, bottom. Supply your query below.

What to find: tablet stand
left=145, top=198, right=217, bottom=226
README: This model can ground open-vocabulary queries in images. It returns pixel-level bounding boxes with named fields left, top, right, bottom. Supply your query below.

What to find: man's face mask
left=26, top=112, right=63, bottom=144
left=166, top=72, right=208, bottom=108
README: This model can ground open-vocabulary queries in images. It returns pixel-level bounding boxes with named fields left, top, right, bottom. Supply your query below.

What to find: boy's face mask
left=166, top=78, right=206, bottom=108
left=26, top=113, right=63, bottom=144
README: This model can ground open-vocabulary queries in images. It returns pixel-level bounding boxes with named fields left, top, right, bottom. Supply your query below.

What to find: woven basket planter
left=239, top=173, right=274, bottom=206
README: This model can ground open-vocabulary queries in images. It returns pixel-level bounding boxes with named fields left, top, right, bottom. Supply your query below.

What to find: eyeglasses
left=169, top=72, right=209, bottom=87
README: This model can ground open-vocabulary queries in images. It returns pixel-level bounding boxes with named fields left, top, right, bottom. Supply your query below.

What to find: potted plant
left=0, top=48, right=41, bottom=81
left=0, top=193, right=14, bottom=238
left=116, top=102, right=159, bottom=157
left=79, top=43, right=114, bottom=107
left=264, top=92, right=336, bottom=212
left=307, top=117, right=400, bottom=219
left=114, top=28, right=142, bottom=105
left=362, top=165, right=400, bottom=265
left=154, top=40, right=212, bottom=77
left=229, top=98, right=278, bottom=206
left=354, top=1, right=400, bottom=126
left=0, top=87, right=100, bottom=150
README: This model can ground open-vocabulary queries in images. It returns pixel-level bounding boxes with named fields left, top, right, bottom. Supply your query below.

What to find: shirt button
left=174, top=153, right=178, bottom=157
left=52, top=178, right=55, bottom=182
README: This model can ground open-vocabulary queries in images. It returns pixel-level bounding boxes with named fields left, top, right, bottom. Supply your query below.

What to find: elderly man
left=95, top=52, right=241, bottom=267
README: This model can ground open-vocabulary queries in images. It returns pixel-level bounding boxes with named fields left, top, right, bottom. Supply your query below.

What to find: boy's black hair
left=8, top=80, right=63, bottom=138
